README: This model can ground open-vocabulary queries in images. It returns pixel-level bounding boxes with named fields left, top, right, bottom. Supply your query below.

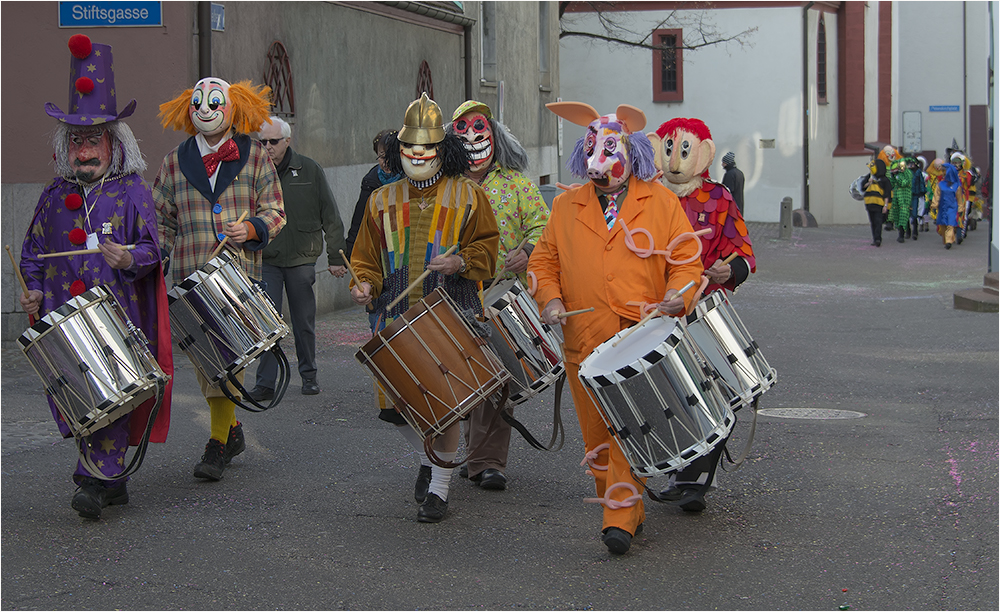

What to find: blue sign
left=59, top=2, right=162, bottom=27
left=929, top=105, right=961, bottom=112
left=211, top=2, right=225, bottom=31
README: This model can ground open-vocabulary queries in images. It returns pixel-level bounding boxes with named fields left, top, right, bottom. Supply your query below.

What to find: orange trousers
left=565, top=361, right=646, bottom=536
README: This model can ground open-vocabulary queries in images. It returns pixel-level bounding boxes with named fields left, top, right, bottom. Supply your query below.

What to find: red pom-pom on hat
left=75, top=77, right=94, bottom=95
left=68, top=228, right=87, bottom=245
left=65, top=194, right=83, bottom=210
left=69, top=34, right=94, bottom=59
left=70, top=280, right=87, bottom=296
left=68, top=34, right=92, bottom=59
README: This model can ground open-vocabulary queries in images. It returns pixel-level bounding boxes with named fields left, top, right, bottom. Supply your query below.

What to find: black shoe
left=602, top=527, right=633, bottom=554
left=477, top=468, right=508, bottom=490
left=458, top=464, right=469, bottom=479
left=414, top=465, right=432, bottom=503
left=71, top=478, right=128, bottom=519
left=946, top=243, right=953, bottom=249
left=301, top=378, right=320, bottom=395
left=897, top=235, right=905, bottom=243
left=247, top=385, right=274, bottom=402
left=193, top=439, right=226, bottom=480
left=417, top=493, right=448, bottom=523
left=875, top=240, right=881, bottom=247
left=905, top=227, right=911, bottom=239
left=223, top=423, right=245, bottom=464
left=659, top=484, right=707, bottom=511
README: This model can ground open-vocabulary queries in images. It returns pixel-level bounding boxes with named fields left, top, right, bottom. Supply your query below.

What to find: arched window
left=817, top=16, right=828, bottom=104
left=264, top=41, right=294, bottom=117
left=416, top=60, right=434, bottom=99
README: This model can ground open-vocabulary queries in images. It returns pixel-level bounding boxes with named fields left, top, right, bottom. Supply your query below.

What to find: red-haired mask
left=648, top=119, right=716, bottom=198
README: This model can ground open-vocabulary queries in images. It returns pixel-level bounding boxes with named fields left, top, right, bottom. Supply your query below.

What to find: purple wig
left=566, top=127, right=658, bottom=182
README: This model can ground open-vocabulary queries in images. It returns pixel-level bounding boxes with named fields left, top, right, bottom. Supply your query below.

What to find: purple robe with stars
left=20, top=172, right=173, bottom=485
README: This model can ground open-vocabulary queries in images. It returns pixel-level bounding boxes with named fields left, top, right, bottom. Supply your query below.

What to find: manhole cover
left=757, top=408, right=867, bottom=419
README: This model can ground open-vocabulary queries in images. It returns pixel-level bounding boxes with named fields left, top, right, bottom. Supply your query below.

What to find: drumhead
left=579, top=316, right=678, bottom=382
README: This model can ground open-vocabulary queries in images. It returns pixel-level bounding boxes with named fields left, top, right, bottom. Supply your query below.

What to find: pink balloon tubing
left=618, top=218, right=709, bottom=266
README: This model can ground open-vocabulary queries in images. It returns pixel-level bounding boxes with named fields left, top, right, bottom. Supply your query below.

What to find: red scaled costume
left=649, top=118, right=755, bottom=294
left=530, top=103, right=702, bottom=546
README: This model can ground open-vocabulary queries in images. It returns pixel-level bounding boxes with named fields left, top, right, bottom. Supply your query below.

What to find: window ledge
left=480, top=80, right=498, bottom=88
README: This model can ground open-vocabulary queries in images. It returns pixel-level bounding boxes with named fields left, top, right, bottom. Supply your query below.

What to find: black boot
left=194, top=438, right=226, bottom=480
left=71, top=477, right=128, bottom=519
left=905, top=223, right=911, bottom=239
left=912, top=219, right=919, bottom=240
left=897, top=228, right=905, bottom=243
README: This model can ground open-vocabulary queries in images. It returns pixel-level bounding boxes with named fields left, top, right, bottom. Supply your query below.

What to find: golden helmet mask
left=398, top=92, right=445, bottom=145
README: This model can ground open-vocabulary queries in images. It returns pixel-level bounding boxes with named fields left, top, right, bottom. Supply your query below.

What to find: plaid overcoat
left=153, top=134, right=285, bottom=282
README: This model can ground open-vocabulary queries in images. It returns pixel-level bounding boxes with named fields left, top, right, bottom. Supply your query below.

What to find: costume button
left=606, top=274, right=613, bottom=281
left=217, top=232, right=226, bottom=241
left=213, top=204, right=222, bottom=214
left=606, top=244, right=613, bottom=251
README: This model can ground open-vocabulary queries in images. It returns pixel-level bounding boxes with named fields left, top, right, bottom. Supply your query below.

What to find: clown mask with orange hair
left=158, top=78, right=272, bottom=142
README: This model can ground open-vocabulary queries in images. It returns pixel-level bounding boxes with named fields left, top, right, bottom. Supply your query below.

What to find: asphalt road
left=2, top=222, right=997, bottom=611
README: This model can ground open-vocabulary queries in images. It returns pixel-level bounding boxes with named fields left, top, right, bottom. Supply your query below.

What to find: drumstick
left=339, top=249, right=364, bottom=286
left=384, top=244, right=458, bottom=312
left=722, top=252, right=739, bottom=265
left=209, top=210, right=250, bottom=260
left=555, top=307, right=595, bottom=319
left=484, top=236, right=531, bottom=296
left=612, top=280, right=697, bottom=348
left=6, top=245, right=36, bottom=325
left=38, top=244, right=136, bottom=258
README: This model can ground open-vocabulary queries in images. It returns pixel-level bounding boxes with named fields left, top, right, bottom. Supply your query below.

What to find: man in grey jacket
left=249, top=116, right=348, bottom=398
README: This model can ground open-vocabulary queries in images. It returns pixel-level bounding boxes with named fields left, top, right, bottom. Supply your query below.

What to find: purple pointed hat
left=44, top=34, right=136, bottom=126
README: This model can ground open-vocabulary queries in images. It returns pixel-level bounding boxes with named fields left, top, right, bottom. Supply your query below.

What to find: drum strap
left=219, top=344, right=291, bottom=412
left=500, top=372, right=566, bottom=452
left=78, top=376, right=167, bottom=481
left=720, top=396, right=759, bottom=472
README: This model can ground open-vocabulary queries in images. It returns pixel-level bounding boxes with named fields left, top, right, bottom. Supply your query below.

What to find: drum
left=167, top=251, right=289, bottom=386
left=355, top=288, right=510, bottom=440
left=18, top=286, right=169, bottom=439
left=685, top=291, right=776, bottom=410
left=578, top=316, right=734, bottom=478
left=482, top=278, right=564, bottom=405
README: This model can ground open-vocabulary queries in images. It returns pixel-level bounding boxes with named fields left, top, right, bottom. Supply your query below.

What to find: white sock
left=428, top=451, right=456, bottom=501
left=395, top=425, right=431, bottom=467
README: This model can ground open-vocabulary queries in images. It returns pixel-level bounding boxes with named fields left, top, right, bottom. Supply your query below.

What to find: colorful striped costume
left=351, top=175, right=499, bottom=323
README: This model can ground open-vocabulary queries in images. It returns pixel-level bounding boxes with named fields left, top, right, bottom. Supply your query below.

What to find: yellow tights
left=207, top=397, right=239, bottom=443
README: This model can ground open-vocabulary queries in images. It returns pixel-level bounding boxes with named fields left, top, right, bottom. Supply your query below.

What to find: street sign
left=929, top=105, right=960, bottom=112
left=58, top=1, right=162, bottom=27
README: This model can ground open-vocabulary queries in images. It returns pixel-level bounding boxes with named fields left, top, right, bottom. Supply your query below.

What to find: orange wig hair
left=158, top=80, right=273, bottom=136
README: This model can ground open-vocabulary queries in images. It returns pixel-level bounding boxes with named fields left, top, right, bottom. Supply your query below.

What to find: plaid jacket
left=153, top=134, right=285, bottom=282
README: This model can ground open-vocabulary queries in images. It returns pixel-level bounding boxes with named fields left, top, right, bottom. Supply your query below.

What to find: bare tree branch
left=559, top=2, right=757, bottom=53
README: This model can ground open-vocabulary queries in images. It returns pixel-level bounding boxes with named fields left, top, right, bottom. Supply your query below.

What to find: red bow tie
left=202, top=139, right=240, bottom=176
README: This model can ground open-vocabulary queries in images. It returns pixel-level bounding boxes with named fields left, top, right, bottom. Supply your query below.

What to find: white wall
left=558, top=7, right=810, bottom=223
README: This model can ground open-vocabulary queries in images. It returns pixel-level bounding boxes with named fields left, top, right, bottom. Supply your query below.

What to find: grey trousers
left=255, top=263, right=317, bottom=388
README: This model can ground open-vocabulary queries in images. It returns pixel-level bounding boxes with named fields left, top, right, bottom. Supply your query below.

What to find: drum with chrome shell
left=684, top=290, right=776, bottom=410
left=18, top=285, right=169, bottom=439
left=482, top=278, right=564, bottom=405
left=578, top=315, right=734, bottom=478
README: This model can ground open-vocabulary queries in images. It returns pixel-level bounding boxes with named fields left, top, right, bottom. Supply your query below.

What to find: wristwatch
left=457, top=254, right=468, bottom=274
